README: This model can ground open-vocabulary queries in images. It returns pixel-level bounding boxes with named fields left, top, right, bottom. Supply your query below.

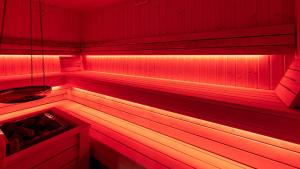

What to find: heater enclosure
left=0, top=108, right=90, bottom=169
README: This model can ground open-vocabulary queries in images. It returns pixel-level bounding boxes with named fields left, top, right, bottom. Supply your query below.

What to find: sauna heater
left=0, top=110, right=71, bottom=155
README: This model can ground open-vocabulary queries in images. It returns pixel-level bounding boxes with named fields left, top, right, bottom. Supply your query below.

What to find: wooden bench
left=57, top=101, right=250, bottom=169
left=66, top=71, right=296, bottom=115
left=66, top=71, right=300, bottom=144
left=0, top=59, right=299, bottom=168
left=276, top=58, right=300, bottom=108
left=0, top=101, right=252, bottom=169
left=1, top=88, right=300, bottom=168
left=0, top=73, right=68, bottom=115
left=63, top=91, right=300, bottom=169
left=0, top=72, right=66, bottom=90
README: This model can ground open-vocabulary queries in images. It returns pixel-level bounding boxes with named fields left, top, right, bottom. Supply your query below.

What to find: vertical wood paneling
left=258, top=55, right=270, bottom=89
left=84, top=55, right=294, bottom=90
left=81, top=0, right=295, bottom=43
left=226, top=56, right=236, bottom=86
left=271, top=55, right=285, bottom=89
left=0, top=0, right=80, bottom=43
left=236, top=57, right=248, bottom=87
left=247, top=57, right=258, bottom=88
left=297, top=0, right=300, bottom=58
left=284, top=54, right=294, bottom=71
left=0, top=55, right=61, bottom=76
left=236, top=0, right=256, bottom=28
left=216, top=56, right=226, bottom=85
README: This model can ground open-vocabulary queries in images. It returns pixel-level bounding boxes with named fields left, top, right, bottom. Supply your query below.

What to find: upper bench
left=66, top=71, right=300, bottom=144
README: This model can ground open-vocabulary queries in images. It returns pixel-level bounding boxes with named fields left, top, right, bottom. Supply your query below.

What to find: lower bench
left=59, top=96, right=300, bottom=169
left=59, top=101, right=250, bottom=169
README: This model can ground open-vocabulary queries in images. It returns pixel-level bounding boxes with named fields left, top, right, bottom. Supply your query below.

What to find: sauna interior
left=0, top=0, right=300, bottom=169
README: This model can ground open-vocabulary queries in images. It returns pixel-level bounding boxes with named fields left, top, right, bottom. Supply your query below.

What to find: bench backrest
left=276, top=58, right=300, bottom=108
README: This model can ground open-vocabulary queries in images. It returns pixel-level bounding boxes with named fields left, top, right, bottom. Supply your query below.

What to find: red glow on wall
left=0, top=55, right=61, bottom=76
left=0, top=0, right=298, bottom=168
left=86, top=55, right=262, bottom=59
left=84, top=55, right=294, bottom=90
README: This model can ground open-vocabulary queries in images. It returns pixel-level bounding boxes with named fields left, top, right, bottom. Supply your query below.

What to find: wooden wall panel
left=82, top=24, right=295, bottom=55
left=84, top=55, right=294, bottom=90
left=0, top=0, right=80, bottom=54
left=297, top=0, right=300, bottom=58
left=0, top=55, right=61, bottom=76
left=59, top=55, right=83, bottom=72
left=81, top=0, right=295, bottom=43
left=275, top=58, right=300, bottom=107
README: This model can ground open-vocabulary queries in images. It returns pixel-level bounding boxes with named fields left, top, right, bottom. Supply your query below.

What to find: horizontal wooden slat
left=0, top=44, right=80, bottom=56
left=69, top=90, right=300, bottom=168
left=285, top=69, right=300, bottom=81
left=66, top=71, right=298, bottom=118
left=0, top=100, right=69, bottom=122
left=60, top=160, right=78, bottom=169
left=91, top=130, right=170, bottom=169
left=82, top=25, right=296, bottom=55
left=280, top=77, right=300, bottom=94
left=60, top=56, right=83, bottom=72
left=2, top=99, right=299, bottom=169
left=289, top=59, right=300, bottom=71
left=63, top=104, right=250, bottom=169
left=1, top=37, right=79, bottom=48
left=275, top=84, right=296, bottom=107
left=91, top=137, right=144, bottom=169
left=85, top=35, right=294, bottom=51
left=5, top=134, right=78, bottom=169
left=275, top=58, right=300, bottom=108
left=85, top=25, right=295, bottom=47
left=0, top=88, right=68, bottom=115
left=82, top=46, right=295, bottom=55
left=0, top=73, right=66, bottom=90
left=33, top=146, right=78, bottom=169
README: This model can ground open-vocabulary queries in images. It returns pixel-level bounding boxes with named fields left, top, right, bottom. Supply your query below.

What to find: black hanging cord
left=29, top=0, right=33, bottom=85
left=0, top=0, right=51, bottom=104
left=0, top=0, right=8, bottom=50
left=38, top=0, right=45, bottom=85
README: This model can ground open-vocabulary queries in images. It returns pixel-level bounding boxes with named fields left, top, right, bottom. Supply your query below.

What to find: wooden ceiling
left=43, top=0, right=127, bottom=11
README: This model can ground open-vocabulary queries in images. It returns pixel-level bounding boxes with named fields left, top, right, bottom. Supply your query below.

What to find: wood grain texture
left=61, top=101, right=252, bottom=169
left=4, top=132, right=78, bottom=169
left=1, top=107, right=90, bottom=169
left=60, top=55, right=83, bottom=72
left=82, top=24, right=296, bottom=55
left=80, top=0, right=296, bottom=55
left=82, top=0, right=295, bottom=55
left=82, top=0, right=295, bottom=42
left=297, top=0, right=300, bottom=56
left=0, top=85, right=68, bottom=115
left=66, top=71, right=300, bottom=144
left=0, top=55, right=61, bottom=76
left=84, top=55, right=294, bottom=90
left=91, top=138, right=145, bottom=169
left=276, top=58, right=300, bottom=107
left=0, top=0, right=80, bottom=54
left=66, top=93, right=300, bottom=169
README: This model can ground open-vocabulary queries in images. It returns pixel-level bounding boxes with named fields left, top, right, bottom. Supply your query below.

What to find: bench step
left=58, top=100, right=300, bottom=169
left=59, top=102, right=252, bottom=169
